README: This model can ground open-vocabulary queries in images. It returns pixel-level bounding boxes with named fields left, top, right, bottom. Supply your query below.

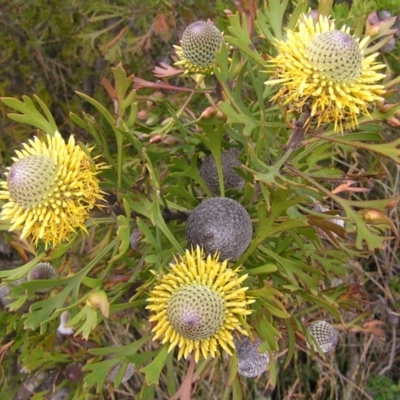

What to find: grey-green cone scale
left=186, top=197, right=252, bottom=260
left=307, top=320, right=338, bottom=353
left=234, top=336, right=269, bottom=378
left=200, top=149, right=245, bottom=196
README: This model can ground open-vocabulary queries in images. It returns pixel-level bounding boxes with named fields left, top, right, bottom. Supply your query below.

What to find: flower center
left=306, top=30, right=362, bottom=82
left=181, top=21, right=223, bottom=67
left=7, top=155, right=57, bottom=209
left=167, top=283, right=225, bottom=340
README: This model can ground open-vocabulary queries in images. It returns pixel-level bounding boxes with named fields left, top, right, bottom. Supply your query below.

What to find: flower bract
left=266, top=14, right=386, bottom=132
left=146, top=246, right=254, bottom=362
left=0, top=132, right=106, bottom=248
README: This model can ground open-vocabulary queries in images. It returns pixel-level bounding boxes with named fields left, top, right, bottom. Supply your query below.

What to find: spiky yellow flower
left=0, top=132, right=106, bottom=248
left=174, top=21, right=223, bottom=75
left=146, top=246, right=254, bottom=362
left=266, top=14, right=386, bottom=132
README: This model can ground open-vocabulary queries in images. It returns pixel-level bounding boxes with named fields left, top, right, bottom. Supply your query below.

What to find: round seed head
left=234, top=335, right=269, bottom=378
left=181, top=21, right=223, bottom=68
left=107, top=362, right=135, bottom=383
left=200, top=149, right=245, bottom=196
left=307, top=320, right=339, bottom=353
left=7, top=155, right=57, bottom=209
left=306, top=30, right=362, bottom=83
left=27, top=262, right=57, bottom=293
left=186, top=197, right=252, bottom=260
left=65, top=363, right=84, bottom=382
left=167, top=283, right=225, bottom=340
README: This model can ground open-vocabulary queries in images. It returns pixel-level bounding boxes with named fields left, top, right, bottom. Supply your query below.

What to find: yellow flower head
left=174, top=20, right=223, bottom=75
left=146, top=246, right=254, bottom=362
left=266, top=14, right=386, bottom=132
left=0, top=132, right=106, bottom=248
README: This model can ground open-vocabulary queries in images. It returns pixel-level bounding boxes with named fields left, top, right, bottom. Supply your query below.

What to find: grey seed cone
left=186, top=197, right=252, bottom=260
left=234, top=335, right=269, bottom=378
left=200, top=149, right=245, bottom=196
left=65, top=362, right=84, bottom=382
left=181, top=21, right=223, bottom=67
left=307, top=320, right=338, bottom=353
left=27, top=262, right=57, bottom=293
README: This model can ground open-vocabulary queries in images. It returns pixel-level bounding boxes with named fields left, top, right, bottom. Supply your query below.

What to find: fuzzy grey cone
left=181, top=21, right=223, bottom=68
left=307, top=320, right=339, bottom=353
left=200, top=149, right=245, bottom=196
left=186, top=197, right=252, bottom=260
left=234, top=335, right=269, bottom=378
left=27, top=262, right=58, bottom=293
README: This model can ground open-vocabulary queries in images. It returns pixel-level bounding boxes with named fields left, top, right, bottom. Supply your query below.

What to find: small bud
left=57, top=311, right=74, bottom=336
left=65, top=363, right=84, bottom=382
left=87, top=290, right=109, bottom=318
left=379, top=103, right=396, bottom=113
left=145, top=114, right=159, bottom=126
left=366, top=11, right=381, bottom=37
left=386, top=117, right=400, bottom=127
left=200, top=106, right=217, bottom=119
left=137, top=110, right=148, bottom=120
left=363, top=209, right=389, bottom=224
left=160, top=135, right=180, bottom=146
left=363, top=209, right=398, bottom=235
